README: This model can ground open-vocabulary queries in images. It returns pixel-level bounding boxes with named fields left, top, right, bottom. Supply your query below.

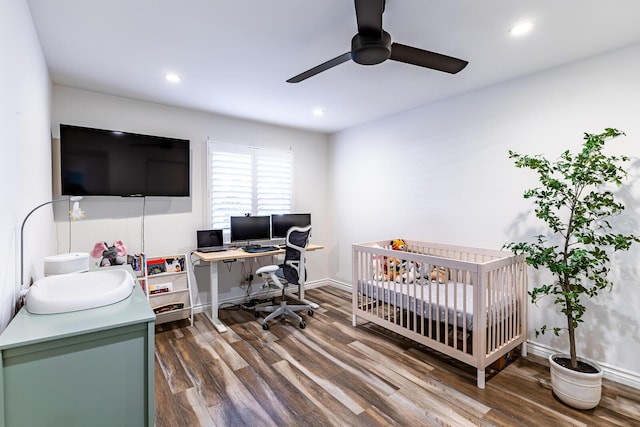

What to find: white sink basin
left=26, top=269, right=134, bottom=314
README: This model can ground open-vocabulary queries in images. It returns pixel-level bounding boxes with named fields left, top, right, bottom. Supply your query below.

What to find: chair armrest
left=256, top=265, right=279, bottom=275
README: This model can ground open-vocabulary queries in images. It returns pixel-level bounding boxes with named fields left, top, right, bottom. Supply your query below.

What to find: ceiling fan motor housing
left=351, top=31, right=391, bottom=65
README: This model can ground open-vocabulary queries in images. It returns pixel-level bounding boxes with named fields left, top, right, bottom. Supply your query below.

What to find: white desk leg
left=207, top=260, right=228, bottom=333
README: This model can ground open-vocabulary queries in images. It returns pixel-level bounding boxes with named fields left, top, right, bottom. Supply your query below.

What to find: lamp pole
left=20, top=196, right=83, bottom=292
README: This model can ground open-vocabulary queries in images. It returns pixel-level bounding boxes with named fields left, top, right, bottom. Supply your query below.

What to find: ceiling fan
left=287, top=0, right=468, bottom=83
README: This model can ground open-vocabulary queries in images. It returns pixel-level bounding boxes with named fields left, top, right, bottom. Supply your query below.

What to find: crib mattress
left=357, top=280, right=510, bottom=331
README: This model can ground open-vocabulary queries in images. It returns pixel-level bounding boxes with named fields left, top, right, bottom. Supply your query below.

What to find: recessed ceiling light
left=509, top=21, right=533, bottom=37
left=313, top=108, right=325, bottom=117
left=165, top=73, right=181, bottom=83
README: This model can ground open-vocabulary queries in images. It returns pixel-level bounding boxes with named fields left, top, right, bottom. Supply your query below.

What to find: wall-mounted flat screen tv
left=59, top=124, right=190, bottom=197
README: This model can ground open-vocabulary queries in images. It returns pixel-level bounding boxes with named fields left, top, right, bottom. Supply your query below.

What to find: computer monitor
left=229, top=215, right=271, bottom=243
left=271, top=213, right=312, bottom=238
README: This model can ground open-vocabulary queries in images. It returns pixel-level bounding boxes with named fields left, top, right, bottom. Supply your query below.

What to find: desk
left=194, top=244, right=323, bottom=333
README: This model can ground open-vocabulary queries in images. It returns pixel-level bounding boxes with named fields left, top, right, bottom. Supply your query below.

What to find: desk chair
left=255, top=225, right=314, bottom=330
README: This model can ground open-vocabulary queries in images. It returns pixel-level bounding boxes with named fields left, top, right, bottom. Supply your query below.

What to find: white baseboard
left=524, top=341, right=640, bottom=390
left=304, top=278, right=335, bottom=290
left=324, top=278, right=351, bottom=292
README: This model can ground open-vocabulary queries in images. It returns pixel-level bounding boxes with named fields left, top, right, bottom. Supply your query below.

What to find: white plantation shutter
left=207, top=142, right=292, bottom=237
left=256, top=149, right=293, bottom=215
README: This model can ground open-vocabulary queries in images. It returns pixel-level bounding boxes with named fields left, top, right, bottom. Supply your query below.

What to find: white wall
left=0, top=0, right=52, bottom=330
left=51, top=86, right=330, bottom=306
left=329, top=43, right=640, bottom=378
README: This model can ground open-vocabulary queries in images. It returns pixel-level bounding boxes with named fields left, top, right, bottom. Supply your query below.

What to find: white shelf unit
left=135, top=253, right=194, bottom=325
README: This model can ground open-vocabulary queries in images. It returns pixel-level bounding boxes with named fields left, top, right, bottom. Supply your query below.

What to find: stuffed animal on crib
left=399, top=261, right=421, bottom=283
left=372, top=256, right=402, bottom=281
left=90, top=240, right=128, bottom=267
left=386, top=257, right=402, bottom=281
left=370, top=243, right=395, bottom=281
left=391, top=239, right=425, bottom=283
left=391, top=238, right=407, bottom=252
left=372, top=254, right=386, bottom=281
left=370, top=244, right=386, bottom=281
left=430, top=266, right=448, bottom=283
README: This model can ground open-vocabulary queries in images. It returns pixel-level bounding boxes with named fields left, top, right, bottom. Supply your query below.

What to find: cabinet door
left=1, top=323, right=151, bottom=427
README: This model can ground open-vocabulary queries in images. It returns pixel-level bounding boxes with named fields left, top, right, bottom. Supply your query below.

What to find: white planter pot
left=549, top=353, right=603, bottom=410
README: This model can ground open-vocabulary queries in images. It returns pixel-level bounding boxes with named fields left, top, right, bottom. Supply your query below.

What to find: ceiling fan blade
left=286, top=52, right=352, bottom=83
left=354, top=0, right=384, bottom=35
left=390, top=43, right=468, bottom=74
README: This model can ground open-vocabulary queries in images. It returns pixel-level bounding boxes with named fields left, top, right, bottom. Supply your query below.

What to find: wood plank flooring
left=154, top=287, right=640, bottom=426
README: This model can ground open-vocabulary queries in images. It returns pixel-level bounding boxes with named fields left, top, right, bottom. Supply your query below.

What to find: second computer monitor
left=271, top=213, right=311, bottom=238
left=229, top=215, right=271, bottom=243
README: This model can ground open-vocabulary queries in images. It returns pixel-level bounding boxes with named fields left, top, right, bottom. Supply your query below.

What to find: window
left=207, top=142, right=293, bottom=236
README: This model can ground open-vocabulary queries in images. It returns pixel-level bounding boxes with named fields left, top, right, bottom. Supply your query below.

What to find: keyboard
left=197, top=246, right=228, bottom=253
left=242, top=245, right=278, bottom=253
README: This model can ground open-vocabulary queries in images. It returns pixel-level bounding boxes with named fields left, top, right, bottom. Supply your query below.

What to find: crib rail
left=352, top=240, right=527, bottom=388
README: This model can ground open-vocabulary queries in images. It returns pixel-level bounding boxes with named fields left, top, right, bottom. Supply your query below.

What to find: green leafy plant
left=505, top=128, right=639, bottom=370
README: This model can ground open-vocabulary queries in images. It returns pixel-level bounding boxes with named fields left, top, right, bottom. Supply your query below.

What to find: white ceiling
left=26, top=0, right=640, bottom=134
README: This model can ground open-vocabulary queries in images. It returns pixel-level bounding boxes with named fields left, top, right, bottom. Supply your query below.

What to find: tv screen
left=230, top=216, right=271, bottom=243
left=271, top=213, right=311, bottom=238
left=60, top=124, right=190, bottom=197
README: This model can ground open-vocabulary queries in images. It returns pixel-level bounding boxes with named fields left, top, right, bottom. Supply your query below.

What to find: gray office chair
left=255, top=225, right=313, bottom=330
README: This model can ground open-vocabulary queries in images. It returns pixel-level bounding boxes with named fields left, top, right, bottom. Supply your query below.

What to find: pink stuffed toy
left=91, top=240, right=128, bottom=267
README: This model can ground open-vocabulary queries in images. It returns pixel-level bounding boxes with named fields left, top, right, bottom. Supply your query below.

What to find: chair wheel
left=262, top=323, right=269, bottom=330
left=308, top=309, right=314, bottom=316
left=299, top=321, right=306, bottom=329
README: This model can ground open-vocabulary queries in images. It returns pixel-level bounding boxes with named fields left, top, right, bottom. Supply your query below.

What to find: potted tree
left=506, top=128, right=639, bottom=409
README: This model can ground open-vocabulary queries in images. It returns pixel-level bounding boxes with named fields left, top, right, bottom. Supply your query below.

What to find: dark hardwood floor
left=154, top=287, right=640, bottom=426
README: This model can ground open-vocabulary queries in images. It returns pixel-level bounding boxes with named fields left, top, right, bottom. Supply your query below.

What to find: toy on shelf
left=90, top=240, right=128, bottom=267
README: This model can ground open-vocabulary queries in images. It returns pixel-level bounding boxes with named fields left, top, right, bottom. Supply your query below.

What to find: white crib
left=352, top=239, right=528, bottom=388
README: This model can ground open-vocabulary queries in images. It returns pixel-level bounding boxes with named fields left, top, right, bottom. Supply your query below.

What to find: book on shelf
left=149, top=282, right=173, bottom=295
left=127, top=253, right=146, bottom=275
left=153, top=302, right=185, bottom=314
left=138, top=278, right=146, bottom=293
left=147, top=258, right=166, bottom=275
left=164, top=257, right=183, bottom=273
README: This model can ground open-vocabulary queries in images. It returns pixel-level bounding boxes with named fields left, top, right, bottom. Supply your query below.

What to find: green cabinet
left=0, top=266, right=155, bottom=427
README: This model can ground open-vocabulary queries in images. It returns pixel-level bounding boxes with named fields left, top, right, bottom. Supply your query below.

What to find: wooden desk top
left=193, top=243, right=323, bottom=262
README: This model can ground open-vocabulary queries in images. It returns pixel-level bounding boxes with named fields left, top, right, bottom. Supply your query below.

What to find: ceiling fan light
left=509, top=21, right=533, bottom=37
